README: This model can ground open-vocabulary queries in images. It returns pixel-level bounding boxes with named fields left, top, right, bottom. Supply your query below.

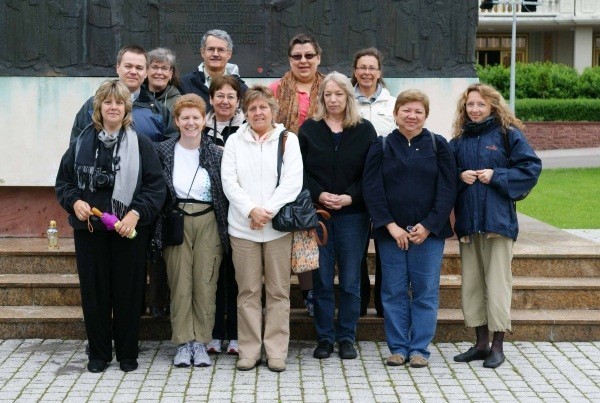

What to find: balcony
left=478, top=0, right=600, bottom=25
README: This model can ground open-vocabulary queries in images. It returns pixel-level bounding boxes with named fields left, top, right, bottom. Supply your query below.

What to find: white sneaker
left=227, top=340, right=239, bottom=355
left=206, top=339, right=222, bottom=354
left=173, top=342, right=192, bottom=367
left=192, top=342, right=211, bottom=367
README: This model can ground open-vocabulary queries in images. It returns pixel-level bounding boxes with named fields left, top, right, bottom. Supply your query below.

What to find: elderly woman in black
left=56, top=79, right=166, bottom=373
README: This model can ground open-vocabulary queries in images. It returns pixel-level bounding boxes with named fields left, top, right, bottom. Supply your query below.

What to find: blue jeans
left=313, top=211, right=370, bottom=343
left=378, top=237, right=444, bottom=359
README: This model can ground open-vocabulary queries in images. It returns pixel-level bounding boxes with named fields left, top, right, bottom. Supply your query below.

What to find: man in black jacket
left=70, top=45, right=177, bottom=142
left=179, top=29, right=248, bottom=110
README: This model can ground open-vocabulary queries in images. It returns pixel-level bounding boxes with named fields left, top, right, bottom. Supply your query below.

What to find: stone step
left=4, top=273, right=600, bottom=311
left=2, top=229, right=600, bottom=277
left=2, top=306, right=599, bottom=342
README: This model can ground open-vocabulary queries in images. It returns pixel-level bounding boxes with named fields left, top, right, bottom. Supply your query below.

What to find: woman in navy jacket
left=363, top=89, right=457, bottom=368
left=449, top=83, right=541, bottom=369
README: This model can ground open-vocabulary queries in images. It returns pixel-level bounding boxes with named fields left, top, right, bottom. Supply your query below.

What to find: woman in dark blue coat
left=449, top=83, right=541, bottom=369
left=363, top=89, right=457, bottom=368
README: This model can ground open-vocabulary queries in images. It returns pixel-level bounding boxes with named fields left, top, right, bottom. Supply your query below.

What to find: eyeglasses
left=204, top=46, right=230, bottom=54
left=149, top=65, right=172, bottom=72
left=214, top=94, right=238, bottom=101
left=355, top=66, right=380, bottom=72
left=289, top=53, right=318, bottom=61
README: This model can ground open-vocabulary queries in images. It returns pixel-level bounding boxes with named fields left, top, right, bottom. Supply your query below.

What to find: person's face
left=323, top=80, right=347, bottom=118
left=200, top=36, right=232, bottom=74
left=246, top=98, right=273, bottom=135
left=147, top=60, right=173, bottom=92
left=210, top=84, right=239, bottom=121
left=116, top=51, right=147, bottom=92
left=354, top=55, right=381, bottom=93
left=175, top=107, right=205, bottom=139
left=101, top=96, right=126, bottom=130
left=289, top=43, right=321, bottom=83
left=466, top=91, right=493, bottom=123
left=395, top=101, right=427, bottom=137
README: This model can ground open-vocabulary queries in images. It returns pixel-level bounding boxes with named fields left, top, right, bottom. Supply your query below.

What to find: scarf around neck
left=275, top=70, right=324, bottom=134
left=464, top=115, right=497, bottom=136
left=75, top=126, right=140, bottom=219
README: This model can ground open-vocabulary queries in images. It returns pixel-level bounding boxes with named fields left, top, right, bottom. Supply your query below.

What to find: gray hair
left=314, top=72, right=362, bottom=128
left=148, top=47, right=176, bottom=67
left=201, top=29, right=233, bottom=50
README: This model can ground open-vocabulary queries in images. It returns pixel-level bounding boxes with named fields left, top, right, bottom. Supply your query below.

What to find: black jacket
left=70, top=86, right=178, bottom=142
left=179, top=70, right=248, bottom=112
left=56, top=125, right=166, bottom=231
left=298, top=118, right=377, bottom=213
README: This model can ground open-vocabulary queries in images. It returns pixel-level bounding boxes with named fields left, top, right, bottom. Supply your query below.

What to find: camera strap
left=93, top=127, right=125, bottom=176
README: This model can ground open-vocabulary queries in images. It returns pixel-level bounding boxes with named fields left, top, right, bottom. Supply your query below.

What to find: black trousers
left=74, top=227, right=149, bottom=362
left=147, top=255, right=169, bottom=310
left=212, top=250, right=238, bottom=340
left=360, top=237, right=383, bottom=316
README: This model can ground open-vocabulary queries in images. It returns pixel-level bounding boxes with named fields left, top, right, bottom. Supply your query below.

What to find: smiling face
left=101, top=96, right=126, bottom=132
left=210, top=84, right=238, bottom=121
left=289, top=43, right=321, bottom=83
left=116, top=51, right=147, bottom=93
left=147, top=61, right=173, bottom=92
left=175, top=106, right=205, bottom=140
left=354, top=55, right=381, bottom=95
left=395, top=101, right=427, bottom=138
left=323, top=80, right=347, bottom=119
left=246, top=98, right=273, bottom=135
left=200, top=35, right=232, bottom=75
left=466, top=90, right=493, bottom=123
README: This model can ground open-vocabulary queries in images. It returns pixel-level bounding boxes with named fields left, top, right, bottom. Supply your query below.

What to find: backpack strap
left=276, top=130, right=289, bottom=187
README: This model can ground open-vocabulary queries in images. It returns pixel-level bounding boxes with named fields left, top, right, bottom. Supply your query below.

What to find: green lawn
left=516, top=168, right=600, bottom=229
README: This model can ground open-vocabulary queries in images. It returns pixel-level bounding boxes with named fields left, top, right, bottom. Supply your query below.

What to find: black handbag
left=163, top=209, right=184, bottom=246
left=272, top=131, right=319, bottom=232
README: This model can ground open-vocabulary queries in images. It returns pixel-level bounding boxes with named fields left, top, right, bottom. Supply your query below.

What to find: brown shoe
left=386, top=354, right=406, bottom=366
left=409, top=355, right=428, bottom=368
left=267, top=358, right=286, bottom=372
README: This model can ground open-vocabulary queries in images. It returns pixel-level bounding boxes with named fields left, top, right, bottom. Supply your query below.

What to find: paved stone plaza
left=1, top=339, right=599, bottom=402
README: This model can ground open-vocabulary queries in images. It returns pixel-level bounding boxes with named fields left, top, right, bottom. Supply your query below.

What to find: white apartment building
left=477, top=0, right=600, bottom=72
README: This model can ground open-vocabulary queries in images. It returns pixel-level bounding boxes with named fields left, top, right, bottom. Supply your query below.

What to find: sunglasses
left=289, top=53, right=318, bottom=61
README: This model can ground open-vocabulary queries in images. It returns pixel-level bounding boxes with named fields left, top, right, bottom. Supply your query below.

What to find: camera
left=92, top=168, right=115, bottom=189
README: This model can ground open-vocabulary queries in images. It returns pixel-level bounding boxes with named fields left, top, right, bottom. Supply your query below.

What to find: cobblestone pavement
left=1, top=339, right=599, bottom=402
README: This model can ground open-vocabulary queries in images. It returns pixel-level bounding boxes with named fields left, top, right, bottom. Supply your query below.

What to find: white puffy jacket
left=221, top=123, right=303, bottom=242
left=357, top=87, right=396, bottom=137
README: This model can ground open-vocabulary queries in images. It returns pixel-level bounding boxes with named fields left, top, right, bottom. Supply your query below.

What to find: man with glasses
left=71, top=45, right=177, bottom=142
left=180, top=29, right=248, bottom=111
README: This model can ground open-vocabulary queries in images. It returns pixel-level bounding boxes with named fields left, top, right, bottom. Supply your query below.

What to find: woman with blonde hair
left=221, top=85, right=303, bottom=372
left=299, top=72, right=377, bottom=360
left=450, top=83, right=541, bottom=368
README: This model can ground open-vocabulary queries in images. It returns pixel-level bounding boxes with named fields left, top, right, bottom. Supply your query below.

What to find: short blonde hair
left=92, top=79, right=133, bottom=131
left=173, top=93, right=207, bottom=120
left=452, top=83, right=524, bottom=138
left=314, top=72, right=362, bottom=128
left=393, top=89, right=430, bottom=118
left=241, top=84, right=279, bottom=117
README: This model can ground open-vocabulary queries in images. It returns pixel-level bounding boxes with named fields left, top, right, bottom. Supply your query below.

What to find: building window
left=476, top=35, right=528, bottom=66
left=594, top=35, right=600, bottom=67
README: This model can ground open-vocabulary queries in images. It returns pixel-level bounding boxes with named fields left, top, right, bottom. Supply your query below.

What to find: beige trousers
left=164, top=204, right=222, bottom=345
left=459, top=233, right=514, bottom=332
left=230, top=234, right=292, bottom=361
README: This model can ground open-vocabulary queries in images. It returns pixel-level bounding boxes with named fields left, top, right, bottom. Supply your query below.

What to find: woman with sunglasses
left=269, top=33, right=324, bottom=318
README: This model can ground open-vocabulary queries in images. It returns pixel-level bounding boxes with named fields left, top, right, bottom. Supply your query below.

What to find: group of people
left=56, top=29, right=541, bottom=374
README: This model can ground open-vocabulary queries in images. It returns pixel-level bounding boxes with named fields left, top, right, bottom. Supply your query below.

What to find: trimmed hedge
left=478, top=62, right=600, bottom=121
left=516, top=99, right=600, bottom=122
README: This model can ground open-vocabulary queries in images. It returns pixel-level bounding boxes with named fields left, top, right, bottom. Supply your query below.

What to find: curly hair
left=172, top=93, right=207, bottom=120
left=452, top=83, right=524, bottom=138
left=92, top=79, right=133, bottom=131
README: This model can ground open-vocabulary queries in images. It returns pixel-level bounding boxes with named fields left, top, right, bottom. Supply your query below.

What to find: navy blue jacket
left=449, top=122, right=541, bottom=240
left=363, top=128, right=457, bottom=241
left=70, top=86, right=178, bottom=143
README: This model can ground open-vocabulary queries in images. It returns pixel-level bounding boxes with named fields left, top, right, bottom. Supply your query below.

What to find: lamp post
left=480, top=0, right=541, bottom=112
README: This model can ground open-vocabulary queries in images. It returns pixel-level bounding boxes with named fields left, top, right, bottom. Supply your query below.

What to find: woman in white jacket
left=221, top=85, right=303, bottom=373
